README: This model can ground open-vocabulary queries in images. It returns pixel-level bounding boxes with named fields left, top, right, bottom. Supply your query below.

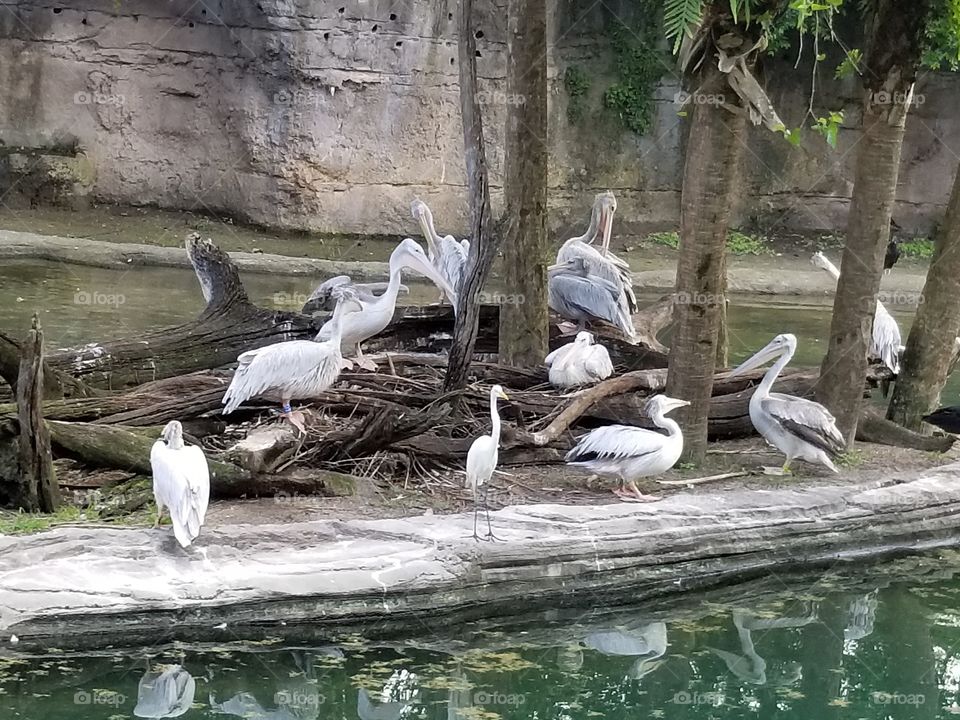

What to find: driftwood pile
left=0, top=234, right=949, bottom=510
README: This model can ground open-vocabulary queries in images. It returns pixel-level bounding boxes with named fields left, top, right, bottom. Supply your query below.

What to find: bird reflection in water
left=133, top=662, right=196, bottom=718
left=580, top=622, right=669, bottom=680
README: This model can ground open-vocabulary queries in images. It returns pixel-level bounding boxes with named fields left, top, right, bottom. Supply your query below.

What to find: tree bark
left=887, top=161, right=960, bottom=428
left=15, top=315, right=60, bottom=512
left=445, top=0, right=501, bottom=392
left=498, top=0, right=549, bottom=367
left=815, top=0, right=933, bottom=444
left=666, top=50, right=749, bottom=463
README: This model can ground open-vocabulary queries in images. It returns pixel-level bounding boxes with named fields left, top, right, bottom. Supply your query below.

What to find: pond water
left=4, top=553, right=960, bottom=719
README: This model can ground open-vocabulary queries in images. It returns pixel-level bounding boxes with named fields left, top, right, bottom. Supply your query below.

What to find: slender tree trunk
left=815, top=0, right=933, bottom=443
left=666, top=60, right=749, bottom=463
left=444, top=0, right=500, bottom=392
left=499, top=0, right=549, bottom=367
left=887, top=163, right=960, bottom=428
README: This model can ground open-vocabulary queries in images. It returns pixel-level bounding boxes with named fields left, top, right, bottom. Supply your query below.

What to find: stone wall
left=1, top=0, right=958, bottom=237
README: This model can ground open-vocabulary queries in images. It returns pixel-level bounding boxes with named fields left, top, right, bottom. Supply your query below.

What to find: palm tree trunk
left=666, top=59, right=748, bottom=463
left=499, top=0, right=549, bottom=367
left=814, top=0, right=933, bottom=444
left=887, top=162, right=960, bottom=428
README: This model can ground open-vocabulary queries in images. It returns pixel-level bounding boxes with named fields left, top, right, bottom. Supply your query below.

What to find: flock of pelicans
left=149, top=193, right=947, bottom=546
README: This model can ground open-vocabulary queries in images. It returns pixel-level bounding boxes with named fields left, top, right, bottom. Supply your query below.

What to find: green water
left=4, top=554, right=960, bottom=719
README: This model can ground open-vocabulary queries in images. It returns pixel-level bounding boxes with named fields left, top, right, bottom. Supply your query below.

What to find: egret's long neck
left=757, top=346, right=793, bottom=397
left=651, top=410, right=681, bottom=438
left=816, top=257, right=841, bottom=281
left=489, top=392, right=502, bottom=446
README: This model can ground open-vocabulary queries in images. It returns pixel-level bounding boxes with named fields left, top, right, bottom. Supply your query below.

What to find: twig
left=656, top=471, right=748, bottom=486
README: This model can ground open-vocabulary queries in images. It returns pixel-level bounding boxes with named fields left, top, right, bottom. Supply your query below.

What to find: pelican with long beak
left=729, top=333, right=845, bottom=474
left=411, top=198, right=469, bottom=304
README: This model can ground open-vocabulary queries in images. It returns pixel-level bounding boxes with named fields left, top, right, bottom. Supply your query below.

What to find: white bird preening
left=728, top=333, right=845, bottom=474
left=810, top=251, right=902, bottom=374
left=466, top=384, right=510, bottom=541
left=317, top=238, right=458, bottom=370
left=303, top=274, right=408, bottom=312
left=222, top=293, right=363, bottom=431
left=150, top=421, right=210, bottom=548
left=411, top=198, right=469, bottom=304
left=544, top=331, right=614, bottom=389
left=548, top=257, right=637, bottom=341
left=565, top=394, right=689, bottom=502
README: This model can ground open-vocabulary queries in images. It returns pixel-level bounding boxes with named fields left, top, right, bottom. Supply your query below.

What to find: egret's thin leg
left=154, top=504, right=163, bottom=528
left=483, top=486, right=504, bottom=542
left=472, top=483, right=481, bottom=541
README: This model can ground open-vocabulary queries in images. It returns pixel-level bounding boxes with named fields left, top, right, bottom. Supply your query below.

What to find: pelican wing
left=150, top=441, right=210, bottom=548
left=222, top=341, right=337, bottom=413
left=437, top=235, right=468, bottom=293
left=549, top=273, right=632, bottom=333
left=566, top=424, right=667, bottom=463
left=763, top=393, right=845, bottom=457
left=872, top=304, right=902, bottom=374
left=584, top=344, right=614, bottom=380
left=544, top=343, right=572, bottom=366
left=557, top=240, right=637, bottom=312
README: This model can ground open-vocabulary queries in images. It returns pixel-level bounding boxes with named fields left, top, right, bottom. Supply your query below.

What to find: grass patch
left=835, top=449, right=865, bottom=468
left=0, top=505, right=99, bottom=535
left=899, top=237, right=935, bottom=260
left=643, top=230, right=772, bottom=255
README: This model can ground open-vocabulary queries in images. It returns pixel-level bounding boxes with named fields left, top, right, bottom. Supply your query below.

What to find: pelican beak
left=547, top=260, right=568, bottom=272
left=728, top=339, right=782, bottom=378
left=402, top=250, right=459, bottom=308
left=599, top=204, right=613, bottom=251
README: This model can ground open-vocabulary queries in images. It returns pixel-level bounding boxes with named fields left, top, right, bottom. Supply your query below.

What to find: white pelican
left=134, top=664, right=196, bottom=718
left=811, top=251, right=901, bottom=374
left=222, top=293, right=363, bottom=431
left=544, top=331, right=614, bottom=389
left=150, top=421, right=210, bottom=548
left=303, top=275, right=408, bottom=312
left=317, top=238, right=458, bottom=370
left=556, top=191, right=637, bottom=333
left=466, top=384, right=510, bottom=541
left=411, top=198, right=469, bottom=303
left=548, top=257, right=636, bottom=341
left=565, top=394, right=689, bottom=502
left=729, top=333, right=845, bottom=474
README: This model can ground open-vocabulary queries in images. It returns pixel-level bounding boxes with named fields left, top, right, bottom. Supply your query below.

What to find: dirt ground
left=205, top=437, right=960, bottom=528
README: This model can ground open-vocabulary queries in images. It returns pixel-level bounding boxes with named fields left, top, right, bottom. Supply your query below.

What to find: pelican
left=708, top=608, right=813, bottom=686
left=302, top=275, right=408, bottom=313
left=222, top=293, right=363, bottom=431
left=729, top=333, right=845, bottom=474
left=556, top=191, right=637, bottom=331
left=134, top=663, right=196, bottom=718
left=565, top=394, right=689, bottom=502
left=466, top=384, right=510, bottom=541
left=544, top=331, right=614, bottom=389
left=583, top=623, right=668, bottom=680
left=150, top=421, right=210, bottom=548
left=548, top=257, right=636, bottom=341
left=811, top=252, right=901, bottom=374
left=316, top=238, right=458, bottom=370
left=411, top=198, right=469, bottom=303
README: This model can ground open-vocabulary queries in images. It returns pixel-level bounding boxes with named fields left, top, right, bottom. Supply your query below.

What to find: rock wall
left=1, top=0, right=958, bottom=237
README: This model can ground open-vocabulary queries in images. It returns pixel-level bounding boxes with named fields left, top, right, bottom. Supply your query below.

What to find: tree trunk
left=444, top=0, right=501, bottom=392
left=16, top=315, right=60, bottom=512
left=815, top=0, right=933, bottom=444
left=887, top=162, right=960, bottom=428
left=498, top=0, right=549, bottom=367
left=666, top=57, right=749, bottom=463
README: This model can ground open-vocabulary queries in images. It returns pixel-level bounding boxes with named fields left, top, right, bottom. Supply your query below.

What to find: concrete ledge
left=2, top=462, right=960, bottom=649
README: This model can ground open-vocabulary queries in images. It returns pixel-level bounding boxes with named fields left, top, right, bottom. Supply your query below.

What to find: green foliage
left=900, top=237, right=935, bottom=259
left=835, top=48, right=863, bottom=78
left=922, top=0, right=960, bottom=70
left=726, top=230, right=771, bottom=255
left=664, top=0, right=705, bottom=53
left=563, top=65, right=591, bottom=124
left=0, top=505, right=96, bottom=535
left=603, top=19, right=667, bottom=135
left=647, top=231, right=680, bottom=248
left=836, top=449, right=865, bottom=467
left=810, top=110, right=844, bottom=147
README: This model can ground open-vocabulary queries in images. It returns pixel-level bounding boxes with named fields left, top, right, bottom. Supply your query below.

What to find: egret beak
left=664, top=398, right=690, bottom=413
left=497, top=389, right=509, bottom=400
left=728, top=339, right=783, bottom=379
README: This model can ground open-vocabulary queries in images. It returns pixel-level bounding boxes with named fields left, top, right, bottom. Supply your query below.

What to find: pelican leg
left=281, top=402, right=307, bottom=434
left=557, top=321, right=578, bottom=336
left=618, top=480, right=660, bottom=503
left=355, top=345, right=377, bottom=372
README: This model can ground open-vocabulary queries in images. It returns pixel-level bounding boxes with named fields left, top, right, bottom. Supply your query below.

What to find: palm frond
left=665, top=0, right=706, bottom=53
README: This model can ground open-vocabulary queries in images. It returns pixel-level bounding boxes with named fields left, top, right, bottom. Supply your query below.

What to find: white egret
left=411, top=198, right=469, bottom=303
left=811, top=251, right=901, bottom=374
left=150, top=421, right=210, bottom=548
left=466, top=384, right=510, bottom=541
left=544, top=331, right=614, bottom=389
left=565, top=394, right=689, bottom=502
left=222, top=293, right=362, bottom=431
left=134, top=663, right=196, bottom=718
left=316, top=238, right=458, bottom=370
left=728, top=333, right=845, bottom=474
